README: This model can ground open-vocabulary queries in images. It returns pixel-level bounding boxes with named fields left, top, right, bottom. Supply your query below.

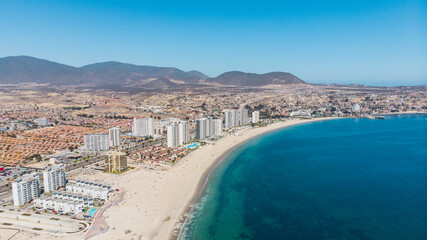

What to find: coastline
left=2, top=117, right=341, bottom=240
left=171, top=117, right=341, bottom=240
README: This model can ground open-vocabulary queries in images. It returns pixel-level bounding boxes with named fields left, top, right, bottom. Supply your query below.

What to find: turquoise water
left=88, top=208, right=96, bottom=217
left=186, top=143, right=200, bottom=149
left=181, top=114, right=427, bottom=240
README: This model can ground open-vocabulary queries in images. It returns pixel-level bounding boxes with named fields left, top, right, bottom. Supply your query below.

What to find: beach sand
left=1, top=117, right=338, bottom=240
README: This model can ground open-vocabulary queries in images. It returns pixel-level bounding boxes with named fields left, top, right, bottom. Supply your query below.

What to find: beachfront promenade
left=83, top=191, right=125, bottom=240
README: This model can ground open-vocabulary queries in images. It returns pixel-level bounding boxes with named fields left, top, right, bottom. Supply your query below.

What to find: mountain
left=186, top=70, right=209, bottom=80
left=207, top=71, right=305, bottom=86
left=0, top=56, right=207, bottom=86
left=81, top=61, right=206, bottom=85
left=0, top=56, right=305, bottom=87
left=0, top=56, right=93, bottom=85
left=142, top=77, right=178, bottom=88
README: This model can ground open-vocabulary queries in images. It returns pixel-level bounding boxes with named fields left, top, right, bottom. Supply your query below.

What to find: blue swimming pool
left=185, top=143, right=199, bottom=149
left=87, top=208, right=96, bottom=217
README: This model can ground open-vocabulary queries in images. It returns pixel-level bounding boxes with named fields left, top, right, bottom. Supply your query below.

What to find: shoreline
left=0, top=117, right=360, bottom=240
left=171, top=117, right=341, bottom=240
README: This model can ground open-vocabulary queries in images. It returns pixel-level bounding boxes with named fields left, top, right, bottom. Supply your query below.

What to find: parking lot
left=0, top=167, right=29, bottom=182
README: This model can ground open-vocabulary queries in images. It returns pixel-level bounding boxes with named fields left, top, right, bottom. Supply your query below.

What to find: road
left=0, top=137, right=166, bottom=196
left=0, top=207, right=89, bottom=235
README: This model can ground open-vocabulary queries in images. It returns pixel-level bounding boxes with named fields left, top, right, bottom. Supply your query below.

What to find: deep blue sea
left=180, top=114, right=427, bottom=240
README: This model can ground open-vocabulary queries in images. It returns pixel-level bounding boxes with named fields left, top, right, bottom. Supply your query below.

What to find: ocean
left=180, top=114, right=427, bottom=240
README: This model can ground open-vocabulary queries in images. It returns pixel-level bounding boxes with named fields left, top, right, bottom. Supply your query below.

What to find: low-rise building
left=34, top=197, right=84, bottom=215
left=66, top=180, right=111, bottom=200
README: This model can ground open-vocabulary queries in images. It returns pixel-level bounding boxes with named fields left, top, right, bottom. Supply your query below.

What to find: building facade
left=196, top=118, right=207, bottom=139
left=224, top=109, right=249, bottom=128
left=252, top=111, right=260, bottom=123
left=167, top=121, right=190, bottom=147
left=84, top=134, right=110, bottom=151
left=167, top=124, right=179, bottom=148
left=12, top=173, right=40, bottom=206
left=108, top=127, right=121, bottom=147
left=105, top=151, right=127, bottom=173
left=178, top=121, right=190, bottom=146
left=213, top=119, right=223, bottom=136
left=132, top=117, right=154, bottom=137
left=43, top=164, right=66, bottom=192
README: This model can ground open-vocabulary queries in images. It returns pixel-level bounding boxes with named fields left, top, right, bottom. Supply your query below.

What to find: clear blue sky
left=1, top=0, right=426, bottom=86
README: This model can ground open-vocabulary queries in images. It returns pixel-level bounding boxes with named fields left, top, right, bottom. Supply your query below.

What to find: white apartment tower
left=84, top=134, right=110, bottom=152
left=12, top=173, right=40, bottom=206
left=178, top=121, right=190, bottom=146
left=224, top=110, right=234, bottom=129
left=224, top=109, right=249, bottom=128
left=213, top=119, right=223, bottom=136
left=252, top=111, right=260, bottom=123
left=196, top=118, right=207, bottom=139
left=206, top=117, right=214, bottom=137
left=43, top=164, right=66, bottom=192
left=132, top=117, right=154, bottom=137
left=168, top=121, right=190, bottom=147
left=109, top=127, right=121, bottom=147
left=167, top=124, right=179, bottom=148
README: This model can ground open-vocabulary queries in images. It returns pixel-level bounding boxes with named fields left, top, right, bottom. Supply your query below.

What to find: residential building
left=35, top=117, right=49, bottom=126
left=105, top=151, right=127, bottom=173
left=352, top=103, right=361, bottom=112
left=213, top=119, right=223, bottom=136
left=132, top=117, right=154, bottom=137
left=12, top=173, right=40, bottom=206
left=167, top=124, right=179, bottom=148
left=84, top=134, right=110, bottom=151
left=224, top=110, right=235, bottom=128
left=224, top=109, right=249, bottom=128
left=239, top=109, right=249, bottom=126
left=66, top=180, right=111, bottom=200
left=43, top=164, right=66, bottom=192
left=167, top=121, right=190, bottom=147
left=178, top=121, right=190, bottom=146
left=206, top=116, right=214, bottom=137
left=108, top=127, right=121, bottom=147
left=34, top=197, right=84, bottom=215
left=196, top=118, right=207, bottom=139
left=252, top=111, right=260, bottom=123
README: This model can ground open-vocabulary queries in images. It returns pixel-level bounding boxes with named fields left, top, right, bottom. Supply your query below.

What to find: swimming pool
left=87, top=208, right=97, bottom=217
left=185, top=143, right=199, bottom=149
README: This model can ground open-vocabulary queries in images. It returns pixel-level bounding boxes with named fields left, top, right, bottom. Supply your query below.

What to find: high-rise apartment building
left=43, top=164, right=66, bottom=192
left=178, top=121, right=190, bottom=146
left=167, top=121, right=190, bottom=147
left=84, top=134, right=110, bottom=151
left=196, top=118, right=207, bottom=139
left=224, top=109, right=249, bottom=128
left=12, top=173, right=40, bottom=206
left=132, top=117, right=154, bottom=137
left=213, top=119, right=223, bottom=136
left=167, top=124, right=179, bottom=148
left=108, top=127, right=121, bottom=147
left=252, top=111, right=260, bottom=123
left=224, top=110, right=234, bottom=128
left=239, top=109, right=249, bottom=126
left=105, top=151, right=127, bottom=173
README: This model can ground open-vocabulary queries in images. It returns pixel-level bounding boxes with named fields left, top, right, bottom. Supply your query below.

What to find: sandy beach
left=1, top=117, right=339, bottom=240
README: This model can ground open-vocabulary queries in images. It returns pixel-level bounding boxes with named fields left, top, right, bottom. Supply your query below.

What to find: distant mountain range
left=0, top=56, right=306, bottom=88
left=206, top=71, right=304, bottom=86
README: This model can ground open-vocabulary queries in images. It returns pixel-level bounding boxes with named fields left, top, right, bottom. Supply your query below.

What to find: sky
left=0, top=0, right=426, bottom=86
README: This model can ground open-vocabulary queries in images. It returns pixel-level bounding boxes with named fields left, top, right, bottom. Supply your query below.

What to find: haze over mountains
left=0, top=56, right=306, bottom=88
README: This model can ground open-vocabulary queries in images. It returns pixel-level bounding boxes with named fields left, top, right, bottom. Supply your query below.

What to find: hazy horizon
left=1, top=0, right=426, bottom=86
